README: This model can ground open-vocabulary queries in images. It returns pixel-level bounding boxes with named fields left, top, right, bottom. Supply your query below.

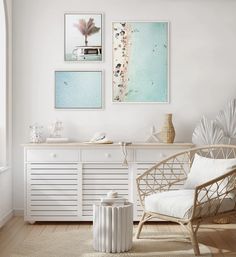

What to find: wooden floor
left=0, top=217, right=236, bottom=257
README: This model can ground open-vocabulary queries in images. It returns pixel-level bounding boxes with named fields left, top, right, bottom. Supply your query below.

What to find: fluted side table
left=93, top=203, right=133, bottom=253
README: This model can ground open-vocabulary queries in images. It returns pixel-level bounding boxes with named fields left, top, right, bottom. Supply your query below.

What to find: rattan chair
left=136, top=145, right=236, bottom=256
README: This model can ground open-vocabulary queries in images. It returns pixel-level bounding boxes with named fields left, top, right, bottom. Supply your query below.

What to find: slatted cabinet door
left=134, top=163, right=155, bottom=220
left=26, top=163, right=80, bottom=222
left=24, top=144, right=193, bottom=222
left=82, top=163, right=130, bottom=221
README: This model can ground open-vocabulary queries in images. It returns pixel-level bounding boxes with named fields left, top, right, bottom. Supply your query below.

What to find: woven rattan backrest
left=190, top=145, right=236, bottom=166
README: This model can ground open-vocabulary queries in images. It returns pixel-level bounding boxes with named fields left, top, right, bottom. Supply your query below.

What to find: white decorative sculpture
left=107, top=190, right=118, bottom=198
left=46, top=120, right=69, bottom=143
left=29, top=123, right=43, bottom=143
left=216, top=99, right=236, bottom=144
left=192, top=116, right=224, bottom=145
left=49, top=120, right=63, bottom=138
left=146, top=125, right=162, bottom=143
left=90, top=132, right=107, bottom=143
left=192, top=99, right=236, bottom=146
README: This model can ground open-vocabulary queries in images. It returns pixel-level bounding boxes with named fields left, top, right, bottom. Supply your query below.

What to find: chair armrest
left=190, top=169, right=236, bottom=220
left=136, top=151, right=191, bottom=208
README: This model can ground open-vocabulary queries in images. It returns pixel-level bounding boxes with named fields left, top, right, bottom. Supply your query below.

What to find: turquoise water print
left=55, top=71, right=102, bottom=109
left=113, top=22, right=168, bottom=103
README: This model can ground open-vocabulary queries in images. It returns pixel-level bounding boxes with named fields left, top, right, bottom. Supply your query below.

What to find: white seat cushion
left=145, top=189, right=235, bottom=219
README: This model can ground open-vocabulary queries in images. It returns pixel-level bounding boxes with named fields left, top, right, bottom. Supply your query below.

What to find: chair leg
left=188, top=222, right=200, bottom=256
left=135, top=212, right=146, bottom=239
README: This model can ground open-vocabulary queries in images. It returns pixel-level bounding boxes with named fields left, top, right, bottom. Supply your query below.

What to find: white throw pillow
left=183, top=153, right=236, bottom=189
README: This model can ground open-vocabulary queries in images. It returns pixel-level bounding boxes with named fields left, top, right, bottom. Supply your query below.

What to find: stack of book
left=100, top=197, right=127, bottom=206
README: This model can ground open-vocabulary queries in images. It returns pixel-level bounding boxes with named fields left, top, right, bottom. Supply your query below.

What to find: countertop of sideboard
left=22, top=142, right=194, bottom=148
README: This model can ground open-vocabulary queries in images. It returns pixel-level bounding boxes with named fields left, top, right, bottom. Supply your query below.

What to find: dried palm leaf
left=192, top=116, right=224, bottom=145
left=216, top=99, right=236, bottom=141
left=74, top=17, right=100, bottom=46
left=90, top=26, right=100, bottom=35
left=86, top=18, right=95, bottom=33
left=73, top=19, right=100, bottom=36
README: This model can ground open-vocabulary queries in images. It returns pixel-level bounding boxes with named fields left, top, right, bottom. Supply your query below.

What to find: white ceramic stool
left=93, top=203, right=133, bottom=253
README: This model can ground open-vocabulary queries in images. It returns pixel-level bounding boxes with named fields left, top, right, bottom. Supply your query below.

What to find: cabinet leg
left=28, top=221, right=35, bottom=225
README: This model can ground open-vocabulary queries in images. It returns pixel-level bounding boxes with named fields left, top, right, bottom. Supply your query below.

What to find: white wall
left=12, top=0, right=236, bottom=210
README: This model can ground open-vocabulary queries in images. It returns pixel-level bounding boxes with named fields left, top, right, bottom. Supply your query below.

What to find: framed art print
left=112, top=21, right=169, bottom=103
left=65, top=13, right=102, bottom=61
left=55, top=71, right=103, bottom=109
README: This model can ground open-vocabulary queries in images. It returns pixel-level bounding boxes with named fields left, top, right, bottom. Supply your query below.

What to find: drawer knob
left=159, top=153, right=166, bottom=158
left=105, top=153, right=111, bottom=158
left=51, top=153, right=57, bottom=158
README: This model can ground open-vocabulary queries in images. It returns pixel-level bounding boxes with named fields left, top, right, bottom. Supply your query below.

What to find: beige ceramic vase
left=159, top=114, right=175, bottom=143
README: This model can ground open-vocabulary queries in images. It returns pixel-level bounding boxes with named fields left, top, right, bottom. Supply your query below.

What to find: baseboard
left=13, top=209, right=24, bottom=216
left=0, top=210, right=13, bottom=228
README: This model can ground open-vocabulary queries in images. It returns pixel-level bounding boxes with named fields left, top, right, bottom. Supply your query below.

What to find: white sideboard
left=23, top=142, right=193, bottom=223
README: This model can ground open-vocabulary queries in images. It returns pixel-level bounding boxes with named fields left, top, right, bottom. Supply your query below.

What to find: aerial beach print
left=55, top=71, right=102, bottom=109
left=112, top=22, right=169, bottom=103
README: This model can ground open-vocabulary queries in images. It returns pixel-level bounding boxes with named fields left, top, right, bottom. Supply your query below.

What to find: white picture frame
left=112, top=21, right=170, bottom=104
left=64, top=13, right=103, bottom=62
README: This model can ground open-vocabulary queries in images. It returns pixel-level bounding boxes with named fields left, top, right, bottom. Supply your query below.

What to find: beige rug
left=11, top=230, right=212, bottom=257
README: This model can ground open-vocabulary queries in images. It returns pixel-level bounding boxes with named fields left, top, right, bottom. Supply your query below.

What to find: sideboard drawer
left=26, top=149, right=79, bottom=162
left=81, top=149, right=132, bottom=163
left=135, top=148, right=181, bottom=162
